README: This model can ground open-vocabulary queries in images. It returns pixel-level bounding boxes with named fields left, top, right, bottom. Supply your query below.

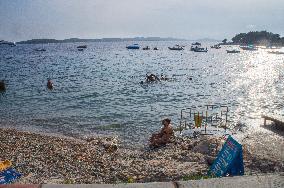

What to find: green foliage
left=231, top=31, right=283, bottom=46
left=118, top=177, right=135, bottom=184
left=182, top=173, right=215, bottom=181
left=222, top=39, right=227, bottom=44
left=127, top=177, right=135, bottom=183
left=63, top=178, right=75, bottom=184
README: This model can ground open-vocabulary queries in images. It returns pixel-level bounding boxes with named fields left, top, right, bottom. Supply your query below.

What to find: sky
left=0, top=0, right=284, bottom=42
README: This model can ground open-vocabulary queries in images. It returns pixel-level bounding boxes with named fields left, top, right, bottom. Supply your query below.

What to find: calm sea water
left=1, top=41, right=284, bottom=146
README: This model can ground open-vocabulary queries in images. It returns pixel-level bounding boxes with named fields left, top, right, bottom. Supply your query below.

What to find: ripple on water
left=1, top=43, right=284, bottom=145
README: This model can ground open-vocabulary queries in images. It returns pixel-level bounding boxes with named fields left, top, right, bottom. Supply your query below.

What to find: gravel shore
left=0, top=128, right=283, bottom=184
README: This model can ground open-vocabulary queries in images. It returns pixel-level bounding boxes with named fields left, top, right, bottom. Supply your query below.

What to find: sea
left=1, top=41, right=284, bottom=147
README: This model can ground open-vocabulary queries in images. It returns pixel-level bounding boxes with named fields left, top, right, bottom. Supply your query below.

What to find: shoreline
left=0, top=127, right=283, bottom=184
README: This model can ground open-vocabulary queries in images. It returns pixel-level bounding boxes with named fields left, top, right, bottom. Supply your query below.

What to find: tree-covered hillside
left=231, top=31, right=284, bottom=46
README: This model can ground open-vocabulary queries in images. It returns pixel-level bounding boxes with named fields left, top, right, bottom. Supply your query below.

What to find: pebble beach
left=0, top=128, right=283, bottom=184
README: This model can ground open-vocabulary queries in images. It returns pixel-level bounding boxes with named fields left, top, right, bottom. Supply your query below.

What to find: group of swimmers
left=0, top=79, right=54, bottom=92
left=140, top=73, right=169, bottom=84
left=2, top=73, right=171, bottom=91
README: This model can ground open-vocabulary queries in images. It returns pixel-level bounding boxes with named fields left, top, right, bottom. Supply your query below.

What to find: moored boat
left=192, top=42, right=201, bottom=46
left=153, top=47, right=158, bottom=50
left=211, top=44, right=221, bottom=49
left=126, top=44, right=140, bottom=49
left=190, top=42, right=201, bottom=51
left=190, top=42, right=208, bottom=52
left=267, top=51, right=284, bottom=55
left=142, top=46, right=150, bottom=50
left=0, top=40, right=16, bottom=47
left=34, top=48, right=46, bottom=52
left=77, top=45, right=87, bottom=49
left=227, top=49, right=240, bottom=53
left=240, top=45, right=258, bottom=51
left=168, top=45, right=184, bottom=50
left=265, top=46, right=282, bottom=49
left=192, top=47, right=208, bottom=52
left=191, top=43, right=208, bottom=52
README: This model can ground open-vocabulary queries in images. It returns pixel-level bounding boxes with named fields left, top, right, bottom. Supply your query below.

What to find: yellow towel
left=0, top=160, right=12, bottom=171
left=194, top=114, right=203, bottom=128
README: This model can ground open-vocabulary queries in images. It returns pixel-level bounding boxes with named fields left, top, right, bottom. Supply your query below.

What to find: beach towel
left=0, top=168, right=22, bottom=184
left=194, top=114, right=203, bottom=128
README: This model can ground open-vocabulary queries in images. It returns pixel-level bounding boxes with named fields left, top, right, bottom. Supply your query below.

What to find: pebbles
left=0, top=128, right=283, bottom=184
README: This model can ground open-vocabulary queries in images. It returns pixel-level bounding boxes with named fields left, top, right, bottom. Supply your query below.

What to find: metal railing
left=179, top=104, right=229, bottom=135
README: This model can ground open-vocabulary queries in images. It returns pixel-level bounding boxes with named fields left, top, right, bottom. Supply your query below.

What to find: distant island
left=15, top=31, right=284, bottom=46
left=221, top=31, right=284, bottom=46
left=16, top=37, right=186, bottom=44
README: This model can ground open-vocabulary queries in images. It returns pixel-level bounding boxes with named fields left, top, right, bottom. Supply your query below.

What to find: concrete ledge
left=0, top=174, right=283, bottom=188
left=41, top=175, right=284, bottom=188
left=0, top=185, right=40, bottom=188
left=178, top=174, right=284, bottom=188
left=41, top=182, right=175, bottom=188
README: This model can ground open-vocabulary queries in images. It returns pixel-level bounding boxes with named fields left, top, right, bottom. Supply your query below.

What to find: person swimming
left=47, top=79, right=53, bottom=89
left=146, top=74, right=160, bottom=82
left=160, top=74, right=169, bottom=81
left=0, top=80, right=6, bottom=91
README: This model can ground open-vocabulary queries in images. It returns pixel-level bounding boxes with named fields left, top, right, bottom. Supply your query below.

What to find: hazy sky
left=1, top=0, right=284, bottom=41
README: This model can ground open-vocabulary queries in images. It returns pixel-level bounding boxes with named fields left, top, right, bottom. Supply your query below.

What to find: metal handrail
left=179, top=104, right=229, bottom=134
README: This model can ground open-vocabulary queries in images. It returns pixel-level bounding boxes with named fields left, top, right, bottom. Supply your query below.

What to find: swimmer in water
left=47, top=79, right=53, bottom=90
left=0, top=80, right=6, bottom=91
left=146, top=74, right=160, bottom=82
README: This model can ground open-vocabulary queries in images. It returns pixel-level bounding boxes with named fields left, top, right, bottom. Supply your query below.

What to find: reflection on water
left=0, top=42, right=284, bottom=145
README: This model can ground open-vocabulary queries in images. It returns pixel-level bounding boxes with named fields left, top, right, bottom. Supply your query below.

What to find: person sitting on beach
left=149, top=118, right=174, bottom=148
left=0, top=80, right=6, bottom=91
left=47, top=79, right=53, bottom=89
